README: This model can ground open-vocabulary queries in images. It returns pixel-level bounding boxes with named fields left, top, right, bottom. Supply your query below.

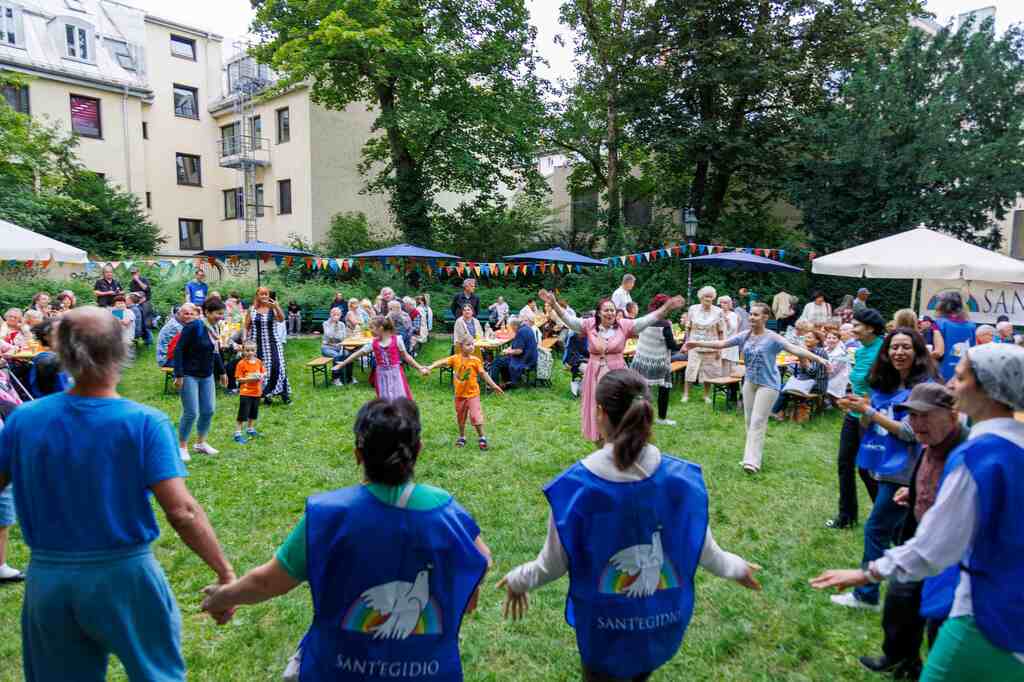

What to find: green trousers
left=921, top=616, right=1024, bottom=682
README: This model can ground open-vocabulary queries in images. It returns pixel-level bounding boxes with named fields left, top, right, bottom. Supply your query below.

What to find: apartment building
left=0, top=0, right=392, bottom=256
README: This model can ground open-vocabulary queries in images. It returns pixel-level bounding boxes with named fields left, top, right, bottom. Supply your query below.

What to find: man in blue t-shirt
left=184, top=268, right=209, bottom=306
left=489, top=316, right=538, bottom=387
left=0, top=307, right=236, bottom=682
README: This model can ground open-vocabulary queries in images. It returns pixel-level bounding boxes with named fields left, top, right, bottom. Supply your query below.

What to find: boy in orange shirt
left=234, top=342, right=266, bottom=444
left=422, top=339, right=504, bottom=450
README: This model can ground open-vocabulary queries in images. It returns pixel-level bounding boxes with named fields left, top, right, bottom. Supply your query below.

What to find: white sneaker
left=193, top=442, right=219, bottom=456
left=350, top=378, right=358, bottom=385
left=830, top=592, right=880, bottom=611
left=704, top=396, right=713, bottom=405
left=681, top=394, right=689, bottom=403
left=655, top=418, right=677, bottom=426
left=179, top=446, right=191, bottom=463
left=332, top=379, right=344, bottom=386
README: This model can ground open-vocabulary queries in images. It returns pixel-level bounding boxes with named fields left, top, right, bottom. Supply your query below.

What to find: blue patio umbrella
left=682, top=251, right=802, bottom=301
left=198, top=240, right=316, bottom=286
left=503, top=246, right=608, bottom=267
left=350, top=243, right=462, bottom=261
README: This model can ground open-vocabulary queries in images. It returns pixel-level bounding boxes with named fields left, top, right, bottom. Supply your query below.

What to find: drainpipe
left=121, top=85, right=132, bottom=193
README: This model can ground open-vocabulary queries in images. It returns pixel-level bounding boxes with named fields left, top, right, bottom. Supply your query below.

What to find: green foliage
left=787, top=20, right=1024, bottom=252
left=434, top=195, right=561, bottom=262
left=322, top=211, right=395, bottom=257
left=251, top=0, right=548, bottom=245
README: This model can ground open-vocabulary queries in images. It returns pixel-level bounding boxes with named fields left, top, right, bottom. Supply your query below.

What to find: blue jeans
left=178, top=375, right=215, bottom=442
left=322, top=345, right=352, bottom=383
left=855, top=481, right=906, bottom=604
left=0, top=483, right=14, bottom=527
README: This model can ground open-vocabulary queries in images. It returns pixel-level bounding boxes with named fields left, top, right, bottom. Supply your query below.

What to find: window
left=70, top=94, right=101, bottom=138
left=571, top=190, right=598, bottom=233
left=64, top=23, right=91, bottom=61
left=173, top=84, right=198, bottom=119
left=1012, top=210, right=1024, bottom=260
left=141, top=121, right=148, bottom=139
left=1, top=3, right=23, bottom=46
left=220, top=122, right=240, bottom=156
left=623, top=196, right=652, bottom=228
left=250, top=115, right=262, bottom=149
left=178, top=219, right=203, bottom=250
left=2, top=84, right=28, bottom=114
left=223, top=188, right=243, bottom=220
left=175, top=153, right=201, bottom=186
left=145, top=192, right=151, bottom=209
left=227, top=57, right=272, bottom=93
left=170, top=34, right=196, bottom=60
left=276, top=107, right=290, bottom=143
left=278, top=179, right=292, bottom=214
left=255, top=183, right=264, bottom=216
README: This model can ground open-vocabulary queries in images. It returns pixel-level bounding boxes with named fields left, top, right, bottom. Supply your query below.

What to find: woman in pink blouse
left=540, top=289, right=685, bottom=444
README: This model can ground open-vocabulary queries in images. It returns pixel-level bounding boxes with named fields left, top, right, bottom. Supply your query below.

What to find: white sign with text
left=919, top=279, right=1024, bottom=325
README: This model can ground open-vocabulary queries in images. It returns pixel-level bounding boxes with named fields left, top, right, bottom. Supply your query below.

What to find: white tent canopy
left=0, top=218, right=88, bottom=264
left=811, top=227, right=1024, bottom=283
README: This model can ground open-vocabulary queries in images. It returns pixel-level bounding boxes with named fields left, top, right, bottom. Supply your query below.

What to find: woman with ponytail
left=201, top=399, right=492, bottom=681
left=499, top=370, right=761, bottom=681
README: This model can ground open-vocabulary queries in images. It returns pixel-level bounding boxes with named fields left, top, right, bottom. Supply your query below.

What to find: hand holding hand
left=419, top=367, right=431, bottom=376
left=496, top=577, right=529, bottom=621
left=809, top=569, right=871, bottom=591
left=174, top=377, right=184, bottom=390
left=200, top=583, right=236, bottom=625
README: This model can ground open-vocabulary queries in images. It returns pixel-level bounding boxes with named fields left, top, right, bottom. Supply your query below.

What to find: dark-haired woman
left=499, top=369, right=760, bottom=682
left=174, top=298, right=228, bottom=462
left=201, top=398, right=491, bottom=681
left=932, top=293, right=976, bottom=382
left=540, top=289, right=685, bottom=444
left=830, top=328, right=937, bottom=612
left=800, top=290, right=833, bottom=326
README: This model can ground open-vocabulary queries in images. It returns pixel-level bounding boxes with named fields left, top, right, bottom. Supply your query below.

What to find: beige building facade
left=1, top=0, right=395, bottom=257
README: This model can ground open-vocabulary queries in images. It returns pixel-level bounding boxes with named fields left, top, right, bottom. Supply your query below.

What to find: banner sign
left=920, top=279, right=1024, bottom=325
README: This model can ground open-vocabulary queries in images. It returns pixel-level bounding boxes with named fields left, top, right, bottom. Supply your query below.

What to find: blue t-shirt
left=725, top=329, right=787, bottom=387
left=185, top=280, right=208, bottom=305
left=0, top=393, right=185, bottom=552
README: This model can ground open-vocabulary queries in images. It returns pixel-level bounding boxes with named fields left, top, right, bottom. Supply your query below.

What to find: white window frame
left=0, top=3, right=25, bottom=48
left=63, top=19, right=94, bottom=63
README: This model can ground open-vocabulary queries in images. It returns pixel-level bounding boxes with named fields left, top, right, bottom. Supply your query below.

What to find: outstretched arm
left=781, top=339, right=829, bottom=366
left=335, top=346, right=368, bottom=367
left=201, top=557, right=300, bottom=613
left=633, top=296, right=686, bottom=333
left=538, top=290, right=582, bottom=332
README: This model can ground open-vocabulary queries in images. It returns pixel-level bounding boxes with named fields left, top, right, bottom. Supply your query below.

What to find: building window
left=1, top=4, right=23, bottom=46
left=571, top=190, right=598, bottom=233
left=70, top=94, right=101, bottom=138
left=145, top=192, right=151, bottom=209
left=255, top=183, right=264, bottom=216
left=276, top=107, right=290, bottom=143
left=173, top=84, right=199, bottom=119
left=175, top=153, right=201, bottom=186
left=178, top=218, right=203, bottom=250
left=64, top=23, right=92, bottom=62
left=250, top=115, right=262, bottom=149
left=278, top=179, right=292, bottom=214
left=2, top=84, right=28, bottom=114
left=1012, top=210, right=1024, bottom=260
left=170, top=34, right=196, bottom=60
left=623, top=196, right=653, bottom=228
left=223, top=188, right=243, bottom=220
left=141, top=121, right=148, bottom=139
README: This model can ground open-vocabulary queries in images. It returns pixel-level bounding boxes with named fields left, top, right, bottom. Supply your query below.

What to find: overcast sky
left=132, top=0, right=1023, bottom=83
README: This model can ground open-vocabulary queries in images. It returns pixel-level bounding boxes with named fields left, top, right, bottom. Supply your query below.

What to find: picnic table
left=342, top=334, right=373, bottom=350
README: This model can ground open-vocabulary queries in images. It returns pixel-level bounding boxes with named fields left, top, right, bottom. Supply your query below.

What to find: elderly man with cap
left=0, top=307, right=236, bottom=681
left=851, top=383, right=968, bottom=679
left=853, top=287, right=871, bottom=313
left=813, top=343, right=1024, bottom=682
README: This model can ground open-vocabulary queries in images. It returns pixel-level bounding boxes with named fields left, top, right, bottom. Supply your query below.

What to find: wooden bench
left=782, top=393, right=826, bottom=423
left=308, top=308, right=331, bottom=333
left=705, top=376, right=742, bottom=411
left=306, top=356, right=333, bottom=388
left=161, top=366, right=175, bottom=394
left=670, top=360, right=687, bottom=384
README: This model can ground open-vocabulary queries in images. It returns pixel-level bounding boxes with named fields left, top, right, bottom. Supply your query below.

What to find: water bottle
left=484, top=323, right=493, bottom=339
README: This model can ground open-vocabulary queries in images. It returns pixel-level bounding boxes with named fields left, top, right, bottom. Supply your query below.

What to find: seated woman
left=26, top=319, right=71, bottom=398
left=321, top=307, right=354, bottom=386
left=200, top=399, right=492, bottom=681
left=824, top=328, right=852, bottom=399
left=772, top=329, right=830, bottom=420
left=453, top=303, right=483, bottom=356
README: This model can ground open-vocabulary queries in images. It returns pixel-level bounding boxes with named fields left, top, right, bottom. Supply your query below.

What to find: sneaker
left=830, top=592, right=880, bottom=611
left=193, top=442, right=219, bottom=456
left=655, top=418, right=677, bottom=426
left=350, top=378, right=358, bottom=385
left=825, top=516, right=858, bottom=530
left=179, top=446, right=192, bottom=463
left=455, top=436, right=466, bottom=448
left=247, top=429, right=261, bottom=438
left=681, top=394, right=689, bottom=403
left=333, top=379, right=344, bottom=387
left=704, top=396, right=713, bottom=405
left=233, top=433, right=248, bottom=445
left=742, top=463, right=759, bottom=474
left=478, top=437, right=488, bottom=451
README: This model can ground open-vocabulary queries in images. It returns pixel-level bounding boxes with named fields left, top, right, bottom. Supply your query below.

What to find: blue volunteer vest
left=936, top=318, right=975, bottom=381
left=855, top=388, right=913, bottom=476
left=946, top=433, right=1024, bottom=652
left=301, top=486, right=487, bottom=682
left=919, top=447, right=967, bottom=621
left=544, top=455, right=709, bottom=678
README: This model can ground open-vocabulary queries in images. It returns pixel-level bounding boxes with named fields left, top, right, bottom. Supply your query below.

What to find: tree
left=635, top=0, right=924, bottom=236
left=548, top=0, right=657, bottom=253
left=788, top=20, right=1024, bottom=252
left=321, top=211, right=396, bottom=256
left=251, top=0, right=548, bottom=246
left=433, top=195, right=559, bottom=262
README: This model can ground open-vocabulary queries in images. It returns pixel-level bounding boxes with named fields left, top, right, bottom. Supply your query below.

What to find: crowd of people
left=0, top=269, right=1022, bottom=682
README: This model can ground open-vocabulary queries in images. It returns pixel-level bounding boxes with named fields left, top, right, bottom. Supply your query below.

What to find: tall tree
left=636, top=0, right=924, bottom=235
left=251, top=0, right=548, bottom=246
left=548, top=0, right=655, bottom=253
left=788, top=20, right=1024, bottom=252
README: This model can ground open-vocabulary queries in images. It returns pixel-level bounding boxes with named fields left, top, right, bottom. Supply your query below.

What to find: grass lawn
left=0, top=337, right=888, bottom=681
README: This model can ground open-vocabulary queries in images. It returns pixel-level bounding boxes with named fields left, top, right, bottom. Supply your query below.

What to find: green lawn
left=0, top=337, right=888, bottom=681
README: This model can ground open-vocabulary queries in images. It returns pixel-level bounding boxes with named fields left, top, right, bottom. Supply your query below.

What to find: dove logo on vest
left=341, top=566, right=444, bottom=639
left=598, top=530, right=681, bottom=597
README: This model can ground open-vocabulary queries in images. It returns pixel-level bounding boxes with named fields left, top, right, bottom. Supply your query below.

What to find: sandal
left=478, top=437, right=488, bottom=451
left=455, top=437, right=466, bottom=448
left=742, top=463, right=760, bottom=474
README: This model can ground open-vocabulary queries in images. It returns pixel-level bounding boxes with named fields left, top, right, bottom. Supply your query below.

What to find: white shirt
left=800, top=301, right=832, bottom=324
left=871, top=418, right=1024, bottom=659
left=504, top=444, right=750, bottom=593
left=611, top=286, right=633, bottom=311
left=519, top=305, right=536, bottom=323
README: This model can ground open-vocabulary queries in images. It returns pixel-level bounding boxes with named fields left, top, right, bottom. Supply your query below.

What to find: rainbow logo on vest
left=340, top=568, right=444, bottom=639
left=341, top=597, right=444, bottom=637
left=597, top=530, right=681, bottom=596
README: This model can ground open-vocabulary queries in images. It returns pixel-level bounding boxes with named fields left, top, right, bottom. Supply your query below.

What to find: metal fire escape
left=220, top=43, right=271, bottom=242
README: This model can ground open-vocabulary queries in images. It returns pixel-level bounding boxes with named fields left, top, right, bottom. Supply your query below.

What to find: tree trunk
left=376, top=82, right=432, bottom=246
left=605, top=81, right=622, bottom=253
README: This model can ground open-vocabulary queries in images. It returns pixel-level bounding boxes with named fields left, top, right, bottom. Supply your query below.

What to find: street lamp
left=683, top=208, right=698, bottom=302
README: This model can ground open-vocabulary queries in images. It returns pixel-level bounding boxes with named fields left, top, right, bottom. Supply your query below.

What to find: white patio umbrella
left=0, top=218, right=88, bottom=263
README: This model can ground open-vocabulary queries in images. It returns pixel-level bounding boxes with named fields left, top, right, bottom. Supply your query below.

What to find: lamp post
left=683, top=208, right=698, bottom=303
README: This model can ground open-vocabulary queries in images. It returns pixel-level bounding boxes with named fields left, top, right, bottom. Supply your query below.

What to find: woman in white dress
left=800, top=290, right=833, bottom=326
left=718, top=295, right=740, bottom=376
left=684, top=286, right=726, bottom=403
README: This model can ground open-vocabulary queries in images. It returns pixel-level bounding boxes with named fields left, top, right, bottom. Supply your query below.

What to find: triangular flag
left=779, top=250, right=786, bottom=260
left=575, top=264, right=581, bottom=273
left=273, top=256, right=283, bottom=266
left=688, top=243, right=696, bottom=254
